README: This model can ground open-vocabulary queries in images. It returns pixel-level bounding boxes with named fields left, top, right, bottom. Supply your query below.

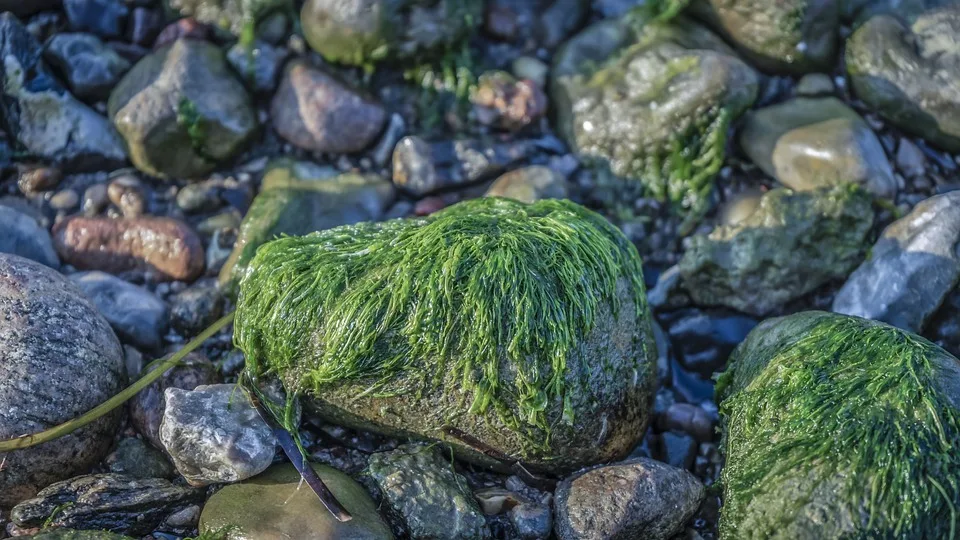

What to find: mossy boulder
left=718, top=311, right=960, bottom=538
left=689, top=0, right=839, bottom=73
left=551, top=13, right=758, bottom=223
left=300, top=0, right=482, bottom=67
left=234, top=197, right=657, bottom=474
left=846, top=6, right=960, bottom=152
left=108, top=39, right=258, bottom=179
left=218, top=160, right=395, bottom=295
left=678, top=185, right=874, bottom=316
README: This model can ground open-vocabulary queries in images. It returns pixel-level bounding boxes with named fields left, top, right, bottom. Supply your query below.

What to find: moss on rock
left=718, top=311, right=960, bottom=539
left=234, top=197, right=656, bottom=472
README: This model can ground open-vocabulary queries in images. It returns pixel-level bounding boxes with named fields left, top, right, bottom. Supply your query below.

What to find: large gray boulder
left=833, top=191, right=960, bottom=331
left=0, top=254, right=125, bottom=506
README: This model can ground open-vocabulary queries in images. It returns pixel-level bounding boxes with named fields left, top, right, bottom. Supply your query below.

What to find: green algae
left=234, top=197, right=648, bottom=445
left=718, top=312, right=960, bottom=539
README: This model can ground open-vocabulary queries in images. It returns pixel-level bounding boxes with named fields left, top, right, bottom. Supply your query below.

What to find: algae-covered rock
left=689, top=0, right=839, bottom=73
left=846, top=6, right=960, bottom=152
left=218, top=160, right=395, bottom=295
left=551, top=13, right=758, bottom=222
left=166, top=0, right=291, bottom=37
left=718, top=311, right=960, bottom=539
left=678, top=185, right=873, bottom=316
left=25, top=531, right=135, bottom=540
left=199, top=463, right=394, bottom=539
left=300, top=0, right=482, bottom=66
left=234, top=197, right=657, bottom=474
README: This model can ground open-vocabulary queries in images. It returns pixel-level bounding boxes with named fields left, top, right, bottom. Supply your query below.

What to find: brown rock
left=17, top=165, right=62, bottom=194
left=473, top=73, right=547, bottom=131
left=270, top=60, right=386, bottom=154
left=53, top=216, right=205, bottom=281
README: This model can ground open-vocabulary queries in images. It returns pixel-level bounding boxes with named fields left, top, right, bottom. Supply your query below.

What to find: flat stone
left=485, top=166, right=569, bottom=203
left=160, top=384, right=276, bottom=486
left=69, top=271, right=167, bottom=350
left=44, top=33, right=131, bottom=101
left=0, top=254, right=125, bottom=506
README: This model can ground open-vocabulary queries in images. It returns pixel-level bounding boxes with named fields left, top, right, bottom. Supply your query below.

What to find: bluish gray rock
left=69, top=271, right=167, bottom=350
left=44, top=33, right=131, bottom=102
left=0, top=206, right=59, bottom=268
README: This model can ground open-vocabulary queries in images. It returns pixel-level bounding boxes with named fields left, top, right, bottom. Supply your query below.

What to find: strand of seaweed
left=234, top=198, right=648, bottom=447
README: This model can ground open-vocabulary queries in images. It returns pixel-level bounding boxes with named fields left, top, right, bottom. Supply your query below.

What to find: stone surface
left=367, top=444, right=490, bottom=539
left=69, top=271, right=167, bottom=350
left=0, top=205, right=59, bottom=268
left=739, top=97, right=897, bottom=197
left=219, top=160, right=394, bottom=294
left=0, top=0, right=61, bottom=16
left=718, top=311, right=960, bottom=538
left=165, top=0, right=291, bottom=36
left=160, top=384, right=276, bottom=486
left=0, top=254, right=125, bottom=507
left=24, top=531, right=135, bottom=540
left=554, top=458, right=705, bottom=540
left=169, top=285, right=225, bottom=335
left=679, top=185, right=874, bottom=316
left=10, top=474, right=201, bottom=536
left=105, top=437, right=175, bottom=479
left=552, top=14, right=757, bottom=219
left=690, top=0, right=839, bottom=72
left=226, top=38, right=289, bottom=94
left=270, top=60, right=386, bottom=154
left=130, top=353, right=221, bottom=449
left=63, top=0, right=128, bottom=39
left=199, top=463, right=394, bottom=539
left=846, top=7, right=960, bottom=151
left=795, top=73, right=835, bottom=96
left=393, top=136, right=533, bottom=196
left=0, top=14, right=127, bottom=172
left=301, top=0, right=481, bottom=65
left=53, top=216, right=205, bottom=282
left=833, top=191, right=960, bottom=332
left=108, top=39, right=258, bottom=179
left=472, top=72, right=548, bottom=132
left=44, top=33, right=131, bottom=102
left=842, top=0, right=958, bottom=24
left=485, top=166, right=569, bottom=203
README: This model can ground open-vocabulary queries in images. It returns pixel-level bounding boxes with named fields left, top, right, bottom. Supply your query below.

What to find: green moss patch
left=719, top=312, right=960, bottom=538
left=234, top=197, right=647, bottom=442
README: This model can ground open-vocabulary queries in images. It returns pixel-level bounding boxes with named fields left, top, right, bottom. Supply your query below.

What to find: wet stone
left=17, top=165, right=62, bottom=194
left=0, top=205, right=60, bottom=268
left=105, top=437, right=175, bottom=479
left=63, top=0, right=128, bottom=39
left=485, top=165, right=569, bottom=203
left=169, top=285, right=224, bottom=336
left=69, top=271, right=167, bottom=350
left=106, top=175, right=146, bottom=218
left=393, top=136, right=533, bottom=196
left=226, top=39, right=290, bottom=94
left=44, top=33, right=131, bottom=102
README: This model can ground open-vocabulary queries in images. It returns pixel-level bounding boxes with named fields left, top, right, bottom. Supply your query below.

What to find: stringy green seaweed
left=234, top=197, right=647, bottom=442
left=718, top=315, right=960, bottom=539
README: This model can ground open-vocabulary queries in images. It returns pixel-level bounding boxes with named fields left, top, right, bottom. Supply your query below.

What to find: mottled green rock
left=108, top=39, right=258, bottom=179
left=300, top=0, right=482, bottom=66
left=218, top=160, right=395, bottom=295
left=165, top=0, right=292, bottom=37
left=25, top=531, right=134, bottom=540
left=690, top=0, right=839, bottom=72
left=367, top=444, right=489, bottom=539
left=846, top=6, right=960, bottom=151
left=234, top=197, right=657, bottom=474
left=718, top=312, right=960, bottom=539
left=739, top=97, right=896, bottom=197
left=678, top=185, right=873, bottom=316
left=551, top=13, right=758, bottom=223
left=199, top=463, right=393, bottom=540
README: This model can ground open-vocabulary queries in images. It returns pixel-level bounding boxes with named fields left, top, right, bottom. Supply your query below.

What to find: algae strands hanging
left=234, top=197, right=658, bottom=473
left=718, top=312, right=960, bottom=539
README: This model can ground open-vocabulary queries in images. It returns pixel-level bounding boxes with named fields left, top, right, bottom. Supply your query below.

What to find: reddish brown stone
left=53, top=216, right=205, bottom=282
left=473, top=75, right=548, bottom=132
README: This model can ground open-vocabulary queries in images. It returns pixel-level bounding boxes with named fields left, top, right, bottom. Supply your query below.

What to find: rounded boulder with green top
left=234, top=197, right=657, bottom=474
left=551, top=12, right=758, bottom=223
left=300, top=0, right=482, bottom=67
left=718, top=311, right=960, bottom=539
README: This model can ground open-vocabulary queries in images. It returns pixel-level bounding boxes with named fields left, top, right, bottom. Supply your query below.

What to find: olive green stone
left=300, top=0, right=482, bottom=66
left=846, top=6, right=960, bottom=151
left=718, top=312, right=960, bottom=539
left=679, top=185, right=874, bottom=316
left=199, top=463, right=394, bottom=540
left=108, top=39, right=258, bottom=179
left=218, top=159, right=395, bottom=295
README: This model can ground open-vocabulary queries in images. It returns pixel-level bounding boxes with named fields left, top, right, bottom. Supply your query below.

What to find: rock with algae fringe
left=234, top=197, right=657, bottom=473
left=718, top=311, right=960, bottom=539
left=551, top=10, right=758, bottom=225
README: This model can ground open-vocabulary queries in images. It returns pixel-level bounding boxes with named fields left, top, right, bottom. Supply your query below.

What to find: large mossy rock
left=108, top=39, right=258, bottom=179
left=219, top=160, right=395, bottom=295
left=846, top=6, right=960, bottom=152
left=718, top=311, right=960, bottom=538
left=678, top=185, right=873, bottom=316
left=300, top=0, right=482, bottom=66
left=234, top=197, right=657, bottom=474
left=689, top=0, right=839, bottom=73
left=551, top=12, right=758, bottom=222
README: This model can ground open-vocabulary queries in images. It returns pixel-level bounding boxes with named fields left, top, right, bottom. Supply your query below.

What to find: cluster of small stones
left=0, top=0, right=959, bottom=539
